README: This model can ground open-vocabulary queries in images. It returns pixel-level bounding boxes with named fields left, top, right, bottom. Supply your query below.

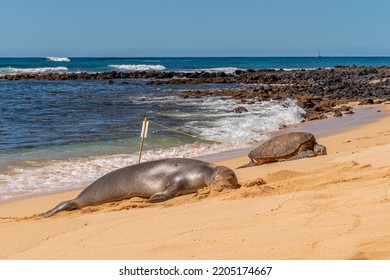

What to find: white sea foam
left=0, top=66, right=68, bottom=75
left=274, top=67, right=332, bottom=71
left=108, top=64, right=166, bottom=71
left=133, top=95, right=305, bottom=144
left=46, top=56, right=71, bottom=62
left=194, top=67, right=244, bottom=74
left=180, top=98, right=305, bottom=143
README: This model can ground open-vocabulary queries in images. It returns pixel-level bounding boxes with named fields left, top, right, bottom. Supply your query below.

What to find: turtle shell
left=248, top=132, right=316, bottom=162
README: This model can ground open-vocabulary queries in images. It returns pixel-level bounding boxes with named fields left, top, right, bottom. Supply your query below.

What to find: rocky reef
left=2, top=66, right=389, bottom=121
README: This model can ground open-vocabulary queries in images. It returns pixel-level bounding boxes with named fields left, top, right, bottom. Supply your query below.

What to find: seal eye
left=174, top=162, right=179, bottom=167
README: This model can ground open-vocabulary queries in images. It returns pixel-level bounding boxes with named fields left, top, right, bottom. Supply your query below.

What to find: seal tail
left=40, top=200, right=78, bottom=217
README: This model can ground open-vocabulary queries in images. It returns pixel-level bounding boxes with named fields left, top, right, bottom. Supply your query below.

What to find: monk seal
left=42, top=158, right=239, bottom=217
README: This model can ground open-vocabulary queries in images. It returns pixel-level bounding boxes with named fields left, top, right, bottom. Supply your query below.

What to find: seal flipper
left=148, top=181, right=181, bottom=203
left=41, top=200, right=79, bottom=217
left=149, top=190, right=176, bottom=203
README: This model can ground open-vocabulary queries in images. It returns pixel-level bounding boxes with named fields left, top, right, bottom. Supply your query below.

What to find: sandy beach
left=0, top=104, right=389, bottom=260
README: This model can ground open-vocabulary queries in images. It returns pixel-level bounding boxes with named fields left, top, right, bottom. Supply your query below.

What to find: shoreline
left=0, top=104, right=390, bottom=259
left=0, top=103, right=384, bottom=206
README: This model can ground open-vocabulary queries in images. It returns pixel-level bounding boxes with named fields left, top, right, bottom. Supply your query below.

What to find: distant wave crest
left=0, top=66, right=69, bottom=75
left=108, top=64, right=166, bottom=71
left=46, top=57, right=71, bottom=62
left=195, top=67, right=244, bottom=74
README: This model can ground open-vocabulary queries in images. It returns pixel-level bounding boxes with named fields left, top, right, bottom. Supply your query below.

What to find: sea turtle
left=238, top=132, right=327, bottom=168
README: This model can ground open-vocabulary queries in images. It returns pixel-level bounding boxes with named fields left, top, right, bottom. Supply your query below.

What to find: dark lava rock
left=333, top=110, right=343, bottom=117
left=233, top=106, right=248, bottom=113
left=339, top=105, right=353, bottom=112
left=359, top=99, right=375, bottom=105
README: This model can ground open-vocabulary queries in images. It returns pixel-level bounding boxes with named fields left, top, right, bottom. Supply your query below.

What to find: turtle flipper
left=282, top=150, right=315, bottom=162
left=236, top=161, right=258, bottom=169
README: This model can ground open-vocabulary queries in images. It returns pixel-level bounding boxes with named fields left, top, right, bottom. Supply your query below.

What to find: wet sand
left=0, top=104, right=389, bottom=259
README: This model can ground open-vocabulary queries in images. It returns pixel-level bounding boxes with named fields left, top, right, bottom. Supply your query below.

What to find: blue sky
left=1, top=0, right=389, bottom=57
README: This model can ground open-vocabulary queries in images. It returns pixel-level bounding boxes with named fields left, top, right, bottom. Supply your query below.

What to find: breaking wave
left=46, top=57, right=71, bottom=62
left=108, top=64, right=166, bottom=71
left=0, top=66, right=69, bottom=75
left=194, top=67, right=244, bottom=74
left=179, top=98, right=305, bottom=143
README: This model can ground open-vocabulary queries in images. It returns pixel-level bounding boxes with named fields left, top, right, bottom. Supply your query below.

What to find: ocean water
left=1, top=57, right=389, bottom=201
left=2, top=56, right=390, bottom=74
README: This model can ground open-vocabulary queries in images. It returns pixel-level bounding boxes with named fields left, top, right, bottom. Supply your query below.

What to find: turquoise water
left=0, top=56, right=388, bottom=200
left=1, top=56, right=390, bottom=74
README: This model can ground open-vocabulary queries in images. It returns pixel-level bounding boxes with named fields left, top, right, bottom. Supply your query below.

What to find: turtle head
left=314, top=144, right=327, bottom=156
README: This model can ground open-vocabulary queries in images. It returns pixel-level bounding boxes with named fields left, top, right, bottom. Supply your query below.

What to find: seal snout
left=212, top=166, right=239, bottom=189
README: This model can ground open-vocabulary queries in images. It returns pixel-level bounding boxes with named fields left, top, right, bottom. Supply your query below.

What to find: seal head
left=208, top=166, right=239, bottom=188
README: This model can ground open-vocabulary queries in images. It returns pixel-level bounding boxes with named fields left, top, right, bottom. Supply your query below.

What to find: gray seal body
left=42, top=158, right=239, bottom=217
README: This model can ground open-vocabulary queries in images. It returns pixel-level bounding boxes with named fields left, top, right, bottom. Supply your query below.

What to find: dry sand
left=1, top=104, right=390, bottom=260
